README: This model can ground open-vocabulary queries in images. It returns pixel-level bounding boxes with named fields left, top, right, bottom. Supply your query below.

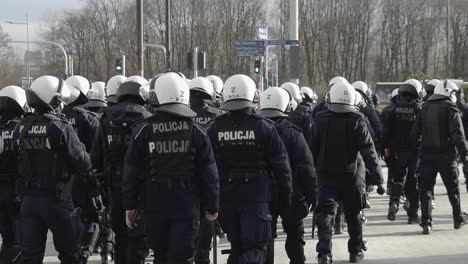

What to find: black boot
left=317, top=253, right=333, bottom=264
left=420, top=223, right=432, bottom=235
left=454, top=212, right=468, bottom=229
left=349, top=250, right=365, bottom=263
left=387, top=203, right=398, bottom=221
left=408, top=215, right=420, bottom=225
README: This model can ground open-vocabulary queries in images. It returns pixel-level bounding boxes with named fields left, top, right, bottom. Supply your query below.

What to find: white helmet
left=0, top=85, right=27, bottom=114
left=329, top=76, right=348, bottom=87
left=85, top=82, right=107, bottom=108
left=258, top=87, right=293, bottom=118
left=65, top=75, right=92, bottom=105
left=425, top=79, right=440, bottom=94
left=27, top=76, right=74, bottom=110
left=391, top=88, right=399, bottom=101
left=106, top=75, right=126, bottom=103
left=433, top=80, right=459, bottom=102
left=189, top=77, right=214, bottom=99
left=220, top=74, right=257, bottom=111
left=352, top=81, right=369, bottom=96
left=116, top=75, right=148, bottom=103
left=206, top=75, right=224, bottom=96
left=301, top=86, right=318, bottom=101
left=326, top=82, right=357, bottom=113
left=149, top=72, right=196, bottom=117
left=281, top=82, right=303, bottom=104
left=400, top=79, right=423, bottom=98
left=354, top=90, right=364, bottom=107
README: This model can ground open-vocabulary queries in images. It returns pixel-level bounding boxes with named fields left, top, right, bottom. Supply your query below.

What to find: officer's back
left=208, top=109, right=292, bottom=204
left=94, top=75, right=152, bottom=264
left=13, top=76, right=93, bottom=264
left=189, top=77, right=218, bottom=127
left=207, top=74, right=292, bottom=264
left=63, top=75, right=100, bottom=152
left=122, top=72, right=219, bottom=264
left=0, top=86, right=27, bottom=261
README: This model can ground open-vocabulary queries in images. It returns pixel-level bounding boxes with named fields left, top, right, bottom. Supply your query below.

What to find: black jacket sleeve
left=52, top=122, right=92, bottom=179
left=193, top=124, right=220, bottom=214
left=122, top=123, right=147, bottom=210
left=355, top=118, right=383, bottom=186
left=448, top=109, right=468, bottom=158
left=260, top=120, right=293, bottom=208
left=290, top=129, right=317, bottom=205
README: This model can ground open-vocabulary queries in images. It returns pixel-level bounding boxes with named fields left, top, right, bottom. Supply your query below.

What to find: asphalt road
left=2, top=165, right=467, bottom=264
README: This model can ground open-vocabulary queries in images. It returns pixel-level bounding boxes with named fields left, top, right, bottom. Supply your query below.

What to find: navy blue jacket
left=62, top=105, right=100, bottom=153
left=13, top=112, right=92, bottom=194
left=270, top=117, right=317, bottom=205
left=412, top=98, right=468, bottom=160
left=207, top=109, right=292, bottom=207
left=311, top=109, right=383, bottom=187
left=122, top=112, right=219, bottom=217
left=91, top=100, right=152, bottom=173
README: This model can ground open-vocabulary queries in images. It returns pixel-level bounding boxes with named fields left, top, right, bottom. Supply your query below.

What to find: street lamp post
left=4, top=13, right=31, bottom=86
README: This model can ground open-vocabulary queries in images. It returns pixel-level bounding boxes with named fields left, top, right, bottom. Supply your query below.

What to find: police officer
left=311, top=82, right=384, bottom=264
left=352, top=81, right=383, bottom=147
left=282, top=82, right=313, bottom=141
left=0, top=86, right=27, bottom=263
left=190, top=77, right=218, bottom=126
left=106, top=75, right=126, bottom=106
left=312, top=76, right=348, bottom=119
left=187, top=76, right=221, bottom=264
left=383, top=79, right=424, bottom=224
left=206, top=75, right=224, bottom=108
left=412, top=80, right=468, bottom=234
left=93, top=75, right=151, bottom=264
left=423, top=79, right=440, bottom=101
left=85, top=81, right=108, bottom=114
left=301, top=87, right=318, bottom=110
left=63, top=75, right=101, bottom=153
left=258, top=87, right=317, bottom=264
left=122, top=72, right=219, bottom=264
left=381, top=88, right=399, bottom=194
left=14, top=76, right=96, bottom=264
left=207, top=74, right=292, bottom=264
left=63, top=75, right=103, bottom=258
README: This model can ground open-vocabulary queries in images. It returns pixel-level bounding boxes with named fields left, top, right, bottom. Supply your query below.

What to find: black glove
left=377, top=185, right=386, bottom=195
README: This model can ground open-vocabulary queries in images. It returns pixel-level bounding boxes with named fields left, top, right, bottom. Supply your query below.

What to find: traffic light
left=115, top=59, right=123, bottom=73
left=254, top=59, right=261, bottom=74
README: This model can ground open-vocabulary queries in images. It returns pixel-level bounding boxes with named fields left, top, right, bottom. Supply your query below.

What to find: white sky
left=1, top=0, right=84, bottom=50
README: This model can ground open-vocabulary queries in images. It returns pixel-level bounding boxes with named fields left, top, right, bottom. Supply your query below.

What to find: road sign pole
left=193, top=47, right=198, bottom=78
left=122, top=55, right=126, bottom=76
left=289, top=0, right=299, bottom=84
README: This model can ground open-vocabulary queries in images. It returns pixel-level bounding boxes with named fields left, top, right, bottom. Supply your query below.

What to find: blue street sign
left=267, top=39, right=299, bottom=46
left=235, top=40, right=266, bottom=47
left=235, top=46, right=265, bottom=52
left=236, top=49, right=265, bottom=57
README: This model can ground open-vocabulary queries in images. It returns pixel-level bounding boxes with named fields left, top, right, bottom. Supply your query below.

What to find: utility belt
left=147, top=176, right=194, bottom=190
left=220, top=171, right=268, bottom=185
left=22, top=180, right=72, bottom=201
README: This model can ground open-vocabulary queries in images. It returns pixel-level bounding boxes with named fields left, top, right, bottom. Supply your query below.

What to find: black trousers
left=267, top=198, right=308, bottom=264
left=194, top=218, right=214, bottom=264
left=18, top=195, right=82, bottom=264
left=219, top=202, right=271, bottom=264
left=110, top=189, right=147, bottom=264
left=419, top=159, right=463, bottom=225
left=316, top=185, right=365, bottom=255
left=145, top=213, right=199, bottom=264
left=389, top=151, right=419, bottom=217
